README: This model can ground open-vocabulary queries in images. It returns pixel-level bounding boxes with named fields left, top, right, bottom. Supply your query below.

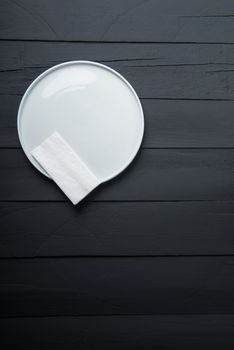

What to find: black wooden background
left=1, top=0, right=234, bottom=348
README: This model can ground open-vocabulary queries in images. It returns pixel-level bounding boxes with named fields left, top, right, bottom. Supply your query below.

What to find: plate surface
left=17, top=61, right=144, bottom=181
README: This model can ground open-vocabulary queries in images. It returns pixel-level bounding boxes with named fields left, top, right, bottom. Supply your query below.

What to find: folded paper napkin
left=31, top=132, right=100, bottom=205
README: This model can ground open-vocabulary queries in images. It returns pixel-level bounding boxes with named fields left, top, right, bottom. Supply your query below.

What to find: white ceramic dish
left=17, top=61, right=144, bottom=182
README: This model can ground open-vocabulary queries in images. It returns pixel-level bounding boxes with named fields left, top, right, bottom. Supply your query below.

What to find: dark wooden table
left=1, top=0, right=234, bottom=348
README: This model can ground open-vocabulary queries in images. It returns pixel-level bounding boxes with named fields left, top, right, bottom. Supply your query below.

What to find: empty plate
left=17, top=61, right=144, bottom=182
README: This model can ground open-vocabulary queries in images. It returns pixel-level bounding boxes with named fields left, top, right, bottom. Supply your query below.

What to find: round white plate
left=17, top=61, right=144, bottom=182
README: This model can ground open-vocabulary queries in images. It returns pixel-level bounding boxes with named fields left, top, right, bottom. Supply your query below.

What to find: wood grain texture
left=1, top=148, right=234, bottom=201
left=1, top=315, right=234, bottom=350
left=1, top=201, right=234, bottom=258
left=1, top=256, right=234, bottom=316
left=1, top=0, right=234, bottom=42
left=2, top=42, right=234, bottom=100
left=1, top=0, right=234, bottom=347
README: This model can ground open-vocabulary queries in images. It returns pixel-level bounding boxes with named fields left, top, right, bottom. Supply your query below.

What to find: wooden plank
left=2, top=95, right=234, bottom=148
left=2, top=42, right=234, bottom=99
left=0, top=148, right=234, bottom=201
left=3, top=42, right=234, bottom=71
left=1, top=201, right=234, bottom=258
left=1, top=256, right=234, bottom=316
left=1, top=315, right=234, bottom=349
left=1, top=0, right=234, bottom=42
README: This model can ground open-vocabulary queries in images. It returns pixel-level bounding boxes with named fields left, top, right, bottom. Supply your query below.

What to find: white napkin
left=31, top=132, right=100, bottom=205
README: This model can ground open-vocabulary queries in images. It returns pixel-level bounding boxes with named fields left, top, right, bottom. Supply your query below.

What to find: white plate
left=17, top=61, right=144, bottom=182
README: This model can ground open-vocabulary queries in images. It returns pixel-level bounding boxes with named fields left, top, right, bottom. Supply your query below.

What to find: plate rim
left=17, top=60, right=145, bottom=182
